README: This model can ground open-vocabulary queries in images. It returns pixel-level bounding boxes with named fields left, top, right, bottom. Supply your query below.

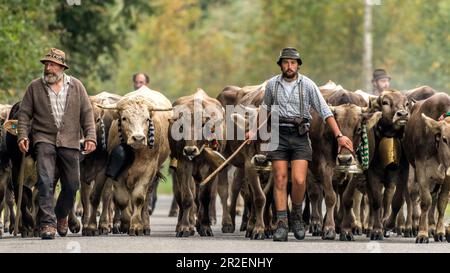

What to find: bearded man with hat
left=247, top=47, right=354, bottom=241
left=17, top=48, right=97, bottom=239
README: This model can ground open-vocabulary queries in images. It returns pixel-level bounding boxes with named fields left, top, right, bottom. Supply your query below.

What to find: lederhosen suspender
left=273, top=76, right=304, bottom=121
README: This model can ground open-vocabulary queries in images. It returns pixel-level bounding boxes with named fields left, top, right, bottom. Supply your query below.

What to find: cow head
left=422, top=114, right=450, bottom=177
left=369, top=90, right=410, bottom=131
left=99, top=97, right=172, bottom=150
left=170, top=99, right=225, bottom=165
left=328, top=104, right=382, bottom=170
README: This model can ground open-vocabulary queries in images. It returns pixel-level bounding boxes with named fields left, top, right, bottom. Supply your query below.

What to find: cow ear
left=364, top=111, right=382, bottom=129
left=201, top=147, right=226, bottom=169
left=369, top=96, right=380, bottom=111
left=422, top=113, right=441, bottom=136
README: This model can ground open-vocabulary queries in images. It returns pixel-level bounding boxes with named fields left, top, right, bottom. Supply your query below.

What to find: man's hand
left=18, top=138, right=29, bottom=153
left=83, top=140, right=96, bottom=154
left=245, top=130, right=256, bottom=144
left=337, top=135, right=354, bottom=153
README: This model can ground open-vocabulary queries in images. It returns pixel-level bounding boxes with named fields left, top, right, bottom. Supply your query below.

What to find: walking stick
left=14, top=152, right=26, bottom=237
left=200, top=111, right=271, bottom=186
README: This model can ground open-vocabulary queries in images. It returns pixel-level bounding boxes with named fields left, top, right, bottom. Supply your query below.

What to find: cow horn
left=149, top=107, right=173, bottom=111
left=96, top=103, right=120, bottom=110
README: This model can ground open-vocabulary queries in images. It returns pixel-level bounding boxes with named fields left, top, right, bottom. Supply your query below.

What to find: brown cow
left=403, top=93, right=450, bottom=243
left=169, top=89, right=229, bottom=237
left=308, top=88, right=381, bottom=241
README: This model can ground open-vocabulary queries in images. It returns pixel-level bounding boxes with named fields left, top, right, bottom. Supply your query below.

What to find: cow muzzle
left=183, top=145, right=202, bottom=161
left=251, top=154, right=272, bottom=172
left=392, top=110, right=409, bottom=126
left=335, top=154, right=363, bottom=174
left=128, top=134, right=146, bottom=149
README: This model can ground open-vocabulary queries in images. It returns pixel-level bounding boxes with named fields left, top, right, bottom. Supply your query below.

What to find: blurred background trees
left=0, top=0, right=448, bottom=103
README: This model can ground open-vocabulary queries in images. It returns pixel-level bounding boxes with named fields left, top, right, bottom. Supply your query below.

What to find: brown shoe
left=57, top=218, right=69, bottom=237
left=41, top=225, right=56, bottom=240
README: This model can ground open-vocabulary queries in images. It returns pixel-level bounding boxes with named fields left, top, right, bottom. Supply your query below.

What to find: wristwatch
left=336, top=133, right=343, bottom=139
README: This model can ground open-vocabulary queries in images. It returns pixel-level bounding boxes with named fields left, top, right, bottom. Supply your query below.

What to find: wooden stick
left=200, top=111, right=271, bottom=186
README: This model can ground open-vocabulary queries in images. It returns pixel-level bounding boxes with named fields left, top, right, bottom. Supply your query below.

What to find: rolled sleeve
left=308, top=79, right=333, bottom=122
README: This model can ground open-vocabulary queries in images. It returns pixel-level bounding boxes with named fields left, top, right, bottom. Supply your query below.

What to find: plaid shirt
left=43, top=74, right=70, bottom=129
left=261, top=73, right=333, bottom=122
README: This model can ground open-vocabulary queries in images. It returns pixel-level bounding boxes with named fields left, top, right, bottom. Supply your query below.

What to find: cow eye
left=443, top=137, right=448, bottom=145
left=382, top=101, right=389, bottom=106
left=405, top=102, right=409, bottom=107
left=121, top=117, right=127, bottom=122
left=356, top=127, right=362, bottom=134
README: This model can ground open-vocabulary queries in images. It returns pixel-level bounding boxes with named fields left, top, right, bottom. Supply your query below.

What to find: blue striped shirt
left=261, top=73, right=333, bottom=122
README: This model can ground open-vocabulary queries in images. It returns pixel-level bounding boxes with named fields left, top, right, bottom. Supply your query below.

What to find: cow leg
left=218, top=168, right=233, bottom=233
left=112, top=201, right=122, bottom=234
left=0, top=176, right=5, bottom=236
left=385, top=168, right=408, bottom=237
left=352, top=190, right=363, bottom=236
left=173, top=163, right=195, bottom=237
left=340, top=177, right=358, bottom=241
left=428, top=190, right=438, bottom=237
left=141, top=188, right=152, bottom=236
left=196, top=178, right=213, bottom=236
left=147, top=177, right=159, bottom=216
left=129, top=177, right=152, bottom=236
left=229, top=167, right=244, bottom=231
left=245, top=163, right=266, bottom=240
left=415, top=164, right=431, bottom=243
left=434, top=178, right=450, bottom=242
left=98, top=180, right=113, bottom=235
left=208, top=179, right=217, bottom=226
left=367, top=170, right=384, bottom=240
left=308, top=175, right=323, bottom=236
left=85, top=173, right=108, bottom=236
left=320, top=165, right=337, bottom=240
left=80, top=181, right=92, bottom=233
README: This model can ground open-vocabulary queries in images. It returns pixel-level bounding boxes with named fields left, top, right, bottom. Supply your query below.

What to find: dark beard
left=44, top=71, right=63, bottom=84
left=282, top=70, right=297, bottom=80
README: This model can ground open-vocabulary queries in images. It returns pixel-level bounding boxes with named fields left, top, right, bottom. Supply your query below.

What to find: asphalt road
left=1, top=195, right=449, bottom=253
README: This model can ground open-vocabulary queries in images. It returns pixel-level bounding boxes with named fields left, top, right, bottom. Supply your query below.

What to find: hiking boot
left=291, top=218, right=306, bottom=240
left=273, top=221, right=288, bottom=242
left=57, top=217, right=69, bottom=237
left=41, top=225, right=56, bottom=240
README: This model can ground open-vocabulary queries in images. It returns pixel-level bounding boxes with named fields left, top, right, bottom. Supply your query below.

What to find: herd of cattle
left=0, top=81, right=449, bottom=244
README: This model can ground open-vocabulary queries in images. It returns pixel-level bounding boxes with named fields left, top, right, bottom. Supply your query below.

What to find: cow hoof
left=412, top=227, right=419, bottom=237
left=370, top=230, right=384, bottom=241
left=112, top=226, right=121, bottom=234
left=252, top=232, right=265, bottom=240
left=144, top=228, right=151, bottom=236
left=136, top=229, right=144, bottom=236
left=168, top=210, right=178, bottom=217
left=189, top=229, right=195, bottom=236
left=245, top=230, right=252, bottom=238
left=99, top=227, right=109, bottom=236
left=384, top=230, right=391, bottom=238
left=310, top=223, right=322, bottom=236
left=339, top=231, right=355, bottom=241
left=240, top=222, right=248, bottom=232
left=365, top=229, right=372, bottom=238
left=352, top=227, right=363, bottom=236
left=84, top=229, right=97, bottom=237
left=322, top=228, right=336, bottom=240
left=221, top=224, right=234, bottom=233
left=69, top=222, right=81, bottom=234
left=4, top=227, right=9, bottom=234
left=428, top=228, right=436, bottom=238
left=403, top=228, right=413, bottom=238
left=446, top=234, right=450, bottom=243
left=128, top=229, right=136, bottom=236
left=415, top=235, right=429, bottom=244
left=434, top=233, right=445, bottom=242
left=265, top=230, right=273, bottom=239
left=198, top=226, right=213, bottom=237
left=210, top=218, right=217, bottom=226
